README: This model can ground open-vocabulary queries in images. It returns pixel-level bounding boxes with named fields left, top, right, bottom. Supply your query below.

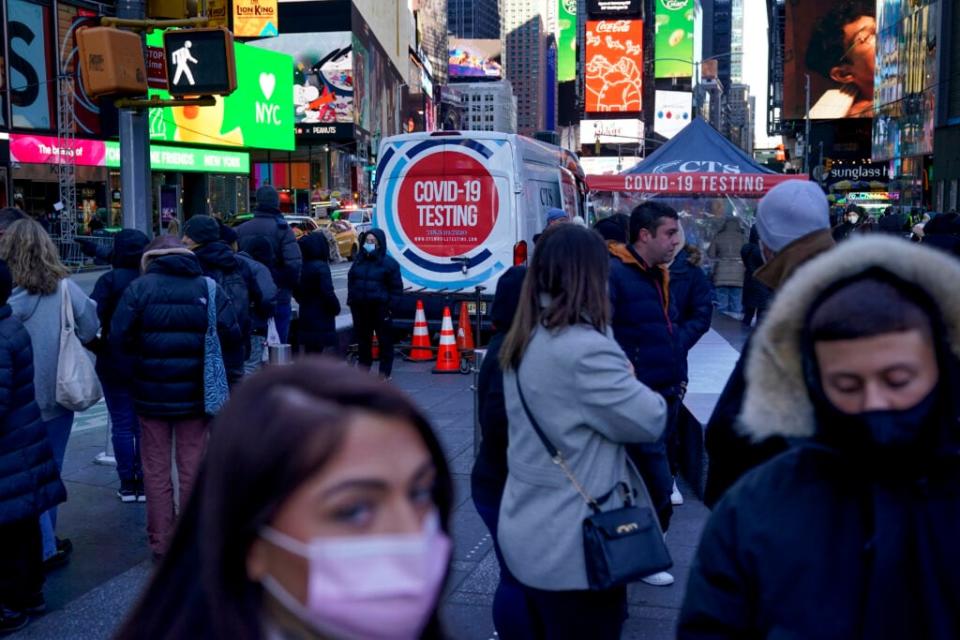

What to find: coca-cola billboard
left=585, top=19, right=643, bottom=114
left=587, top=0, right=642, bottom=17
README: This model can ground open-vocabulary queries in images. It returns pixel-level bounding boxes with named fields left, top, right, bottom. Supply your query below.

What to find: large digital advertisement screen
left=585, top=19, right=644, bottom=113
left=448, top=39, right=502, bottom=79
left=654, top=0, right=694, bottom=78
left=557, top=0, right=577, bottom=83
left=783, top=0, right=875, bottom=120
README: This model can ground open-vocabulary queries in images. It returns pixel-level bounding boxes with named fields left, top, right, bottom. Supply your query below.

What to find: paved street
left=18, top=279, right=744, bottom=639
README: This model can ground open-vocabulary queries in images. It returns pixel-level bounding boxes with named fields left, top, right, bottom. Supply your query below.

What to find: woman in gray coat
left=498, top=224, right=668, bottom=639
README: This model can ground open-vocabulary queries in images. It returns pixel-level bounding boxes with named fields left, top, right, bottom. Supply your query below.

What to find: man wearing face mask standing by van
left=347, top=229, right=403, bottom=380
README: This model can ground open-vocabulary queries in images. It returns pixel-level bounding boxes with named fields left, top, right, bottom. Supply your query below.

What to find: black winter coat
left=294, top=233, right=341, bottom=350
left=111, top=250, right=242, bottom=419
left=680, top=445, right=960, bottom=640
left=740, top=235, right=772, bottom=312
left=347, top=229, right=403, bottom=309
left=193, top=241, right=262, bottom=374
left=669, top=250, right=713, bottom=382
left=0, top=305, right=66, bottom=524
left=235, top=207, right=303, bottom=297
left=90, top=229, right=149, bottom=384
left=609, top=243, right=684, bottom=395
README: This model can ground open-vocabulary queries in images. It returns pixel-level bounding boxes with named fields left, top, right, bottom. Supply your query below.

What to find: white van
left=375, top=131, right=586, bottom=300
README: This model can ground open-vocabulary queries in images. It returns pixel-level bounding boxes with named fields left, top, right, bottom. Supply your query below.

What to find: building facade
left=456, top=80, right=519, bottom=133
left=726, top=84, right=754, bottom=152
left=448, top=0, right=500, bottom=39
left=501, top=0, right=551, bottom=134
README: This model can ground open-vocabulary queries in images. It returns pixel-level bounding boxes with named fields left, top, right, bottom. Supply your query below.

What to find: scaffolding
left=56, top=24, right=81, bottom=267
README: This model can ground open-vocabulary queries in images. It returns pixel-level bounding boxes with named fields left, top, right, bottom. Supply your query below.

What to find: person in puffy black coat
left=0, top=258, right=65, bottom=633
left=669, top=239, right=713, bottom=384
left=680, top=237, right=960, bottom=640
left=294, top=232, right=341, bottom=354
left=469, top=266, right=535, bottom=638
left=739, top=226, right=772, bottom=329
left=90, top=229, right=149, bottom=501
left=237, top=236, right=278, bottom=374
left=347, top=228, right=402, bottom=379
left=111, top=237, right=241, bottom=558
left=183, top=215, right=262, bottom=383
left=608, top=203, right=684, bottom=576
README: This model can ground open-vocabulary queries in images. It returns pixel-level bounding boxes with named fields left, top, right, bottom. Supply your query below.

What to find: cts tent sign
left=587, top=173, right=807, bottom=196
left=148, top=30, right=294, bottom=150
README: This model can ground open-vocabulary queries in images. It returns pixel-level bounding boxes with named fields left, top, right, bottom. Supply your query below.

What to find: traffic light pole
left=117, top=0, right=152, bottom=236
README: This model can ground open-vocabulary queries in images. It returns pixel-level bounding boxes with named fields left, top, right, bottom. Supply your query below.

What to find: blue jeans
left=102, top=379, right=141, bottom=483
left=715, top=286, right=743, bottom=314
left=274, top=300, right=292, bottom=344
left=39, top=412, right=74, bottom=561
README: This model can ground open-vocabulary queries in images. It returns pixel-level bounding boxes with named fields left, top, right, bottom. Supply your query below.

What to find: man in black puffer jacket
left=347, top=229, right=402, bottom=379
left=183, top=215, right=262, bottom=383
left=111, top=237, right=241, bottom=558
left=0, top=259, right=65, bottom=633
left=294, top=232, right=340, bottom=354
left=235, top=186, right=302, bottom=343
left=608, top=202, right=684, bottom=586
left=90, top=229, right=149, bottom=502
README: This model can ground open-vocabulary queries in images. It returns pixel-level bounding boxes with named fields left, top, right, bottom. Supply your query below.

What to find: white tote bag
left=261, top=317, right=282, bottom=363
left=55, top=280, right=102, bottom=411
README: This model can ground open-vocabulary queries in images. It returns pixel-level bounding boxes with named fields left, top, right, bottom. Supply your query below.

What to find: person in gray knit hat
left=704, top=179, right=836, bottom=508
left=235, top=185, right=302, bottom=342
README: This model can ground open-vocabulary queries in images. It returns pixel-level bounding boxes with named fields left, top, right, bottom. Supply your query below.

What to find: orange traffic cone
left=371, top=331, right=380, bottom=361
left=409, top=300, right=433, bottom=361
left=456, top=301, right=475, bottom=351
left=432, top=307, right=461, bottom=374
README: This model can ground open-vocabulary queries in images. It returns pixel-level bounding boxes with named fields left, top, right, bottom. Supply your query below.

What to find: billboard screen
left=654, top=90, right=692, bottom=139
left=448, top=39, right=502, bottom=79
left=8, top=0, right=54, bottom=130
left=580, top=118, right=643, bottom=145
left=557, top=0, right=577, bottom=83
left=147, top=32, right=295, bottom=150
left=585, top=19, right=643, bottom=113
left=654, top=0, right=694, bottom=78
left=587, top=0, right=642, bottom=17
left=250, top=32, right=354, bottom=135
left=233, top=0, right=279, bottom=38
left=783, top=0, right=875, bottom=120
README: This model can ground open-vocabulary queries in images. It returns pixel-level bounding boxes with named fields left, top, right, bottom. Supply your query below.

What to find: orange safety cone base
left=409, top=300, right=434, bottom=361
left=371, top=331, right=380, bottom=361
left=433, top=307, right=462, bottom=374
left=456, top=301, right=476, bottom=351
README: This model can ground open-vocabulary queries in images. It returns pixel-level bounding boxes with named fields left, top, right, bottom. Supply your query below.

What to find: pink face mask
left=259, top=512, right=451, bottom=640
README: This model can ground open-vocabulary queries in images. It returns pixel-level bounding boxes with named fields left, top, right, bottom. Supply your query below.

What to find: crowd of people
left=0, top=184, right=407, bottom=635
left=1, top=177, right=959, bottom=639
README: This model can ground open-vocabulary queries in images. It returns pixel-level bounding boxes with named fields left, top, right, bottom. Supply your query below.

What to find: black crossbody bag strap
left=513, top=371, right=602, bottom=513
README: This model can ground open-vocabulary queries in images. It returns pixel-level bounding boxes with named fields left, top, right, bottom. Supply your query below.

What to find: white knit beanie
left=755, top=180, right=830, bottom=253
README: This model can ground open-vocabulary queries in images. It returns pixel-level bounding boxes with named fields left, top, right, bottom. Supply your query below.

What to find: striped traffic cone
left=456, top=301, right=475, bottom=351
left=409, top=300, right=433, bottom=361
left=371, top=331, right=380, bottom=361
left=432, top=307, right=461, bottom=374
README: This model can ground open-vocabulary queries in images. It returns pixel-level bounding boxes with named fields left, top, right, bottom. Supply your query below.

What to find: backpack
left=211, top=260, right=252, bottom=340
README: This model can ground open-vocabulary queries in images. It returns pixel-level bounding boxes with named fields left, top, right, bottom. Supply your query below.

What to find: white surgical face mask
left=259, top=512, right=451, bottom=640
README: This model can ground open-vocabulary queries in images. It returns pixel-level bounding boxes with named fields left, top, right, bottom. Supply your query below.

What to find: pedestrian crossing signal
left=163, top=28, right=237, bottom=97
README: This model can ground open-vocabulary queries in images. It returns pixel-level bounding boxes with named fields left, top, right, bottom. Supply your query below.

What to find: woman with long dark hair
left=498, top=224, right=668, bottom=639
left=115, top=359, right=454, bottom=640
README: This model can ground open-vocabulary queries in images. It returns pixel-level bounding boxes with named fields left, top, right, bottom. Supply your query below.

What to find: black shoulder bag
left=514, top=373, right=672, bottom=590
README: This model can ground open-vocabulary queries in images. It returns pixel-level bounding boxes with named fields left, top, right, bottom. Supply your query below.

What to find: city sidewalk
left=15, top=319, right=742, bottom=640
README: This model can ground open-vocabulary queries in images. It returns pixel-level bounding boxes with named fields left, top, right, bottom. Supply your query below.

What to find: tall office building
left=730, top=0, right=744, bottom=83
left=448, top=0, right=501, bottom=39
left=419, top=0, right=450, bottom=85
left=457, top=80, right=519, bottom=133
left=501, top=0, right=554, bottom=134
left=727, top=84, right=754, bottom=151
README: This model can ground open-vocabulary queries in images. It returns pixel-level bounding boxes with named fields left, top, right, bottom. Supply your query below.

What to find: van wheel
left=349, top=245, right=358, bottom=261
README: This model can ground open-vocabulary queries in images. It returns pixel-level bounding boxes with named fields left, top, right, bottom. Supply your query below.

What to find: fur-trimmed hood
left=740, top=235, right=960, bottom=441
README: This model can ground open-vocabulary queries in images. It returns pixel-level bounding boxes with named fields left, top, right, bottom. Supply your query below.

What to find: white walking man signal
left=171, top=41, right=198, bottom=86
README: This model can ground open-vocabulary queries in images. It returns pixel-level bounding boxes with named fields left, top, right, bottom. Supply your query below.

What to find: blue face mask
left=364, top=242, right=377, bottom=254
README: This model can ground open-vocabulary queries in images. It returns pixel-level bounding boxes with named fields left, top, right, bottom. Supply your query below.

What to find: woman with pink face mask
left=115, top=359, right=454, bottom=640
